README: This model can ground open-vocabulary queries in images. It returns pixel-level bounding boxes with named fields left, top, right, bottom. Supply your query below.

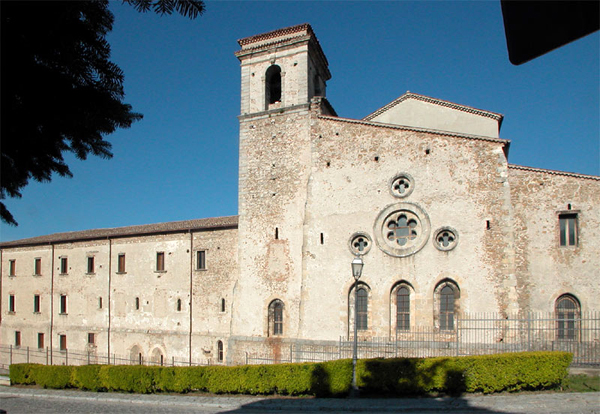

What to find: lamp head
left=351, top=256, right=364, bottom=280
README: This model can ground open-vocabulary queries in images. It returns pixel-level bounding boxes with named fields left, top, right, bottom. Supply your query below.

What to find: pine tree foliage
left=0, top=0, right=204, bottom=226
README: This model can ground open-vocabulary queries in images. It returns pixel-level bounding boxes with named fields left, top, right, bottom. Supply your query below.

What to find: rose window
left=386, top=213, right=419, bottom=247
left=374, top=202, right=430, bottom=257
left=389, top=173, right=414, bottom=198
left=433, top=227, right=459, bottom=251
left=348, top=232, right=372, bottom=255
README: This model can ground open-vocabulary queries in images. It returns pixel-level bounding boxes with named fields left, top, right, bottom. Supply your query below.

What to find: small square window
left=559, top=213, right=578, bottom=246
left=15, top=331, right=21, bottom=347
left=38, top=333, right=44, bottom=349
left=59, top=334, right=67, bottom=351
left=196, top=251, right=206, bottom=270
left=9, top=295, right=15, bottom=313
left=60, top=257, right=68, bottom=274
left=34, top=294, right=41, bottom=313
left=9, top=260, right=16, bottom=276
left=88, top=333, right=95, bottom=345
left=87, top=256, right=95, bottom=274
left=34, top=258, right=42, bottom=276
left=156, top=252, right=165, bottom=271
left=118, top=254, right=126, bottom=273
left=60, top=295, right=67, bottom=314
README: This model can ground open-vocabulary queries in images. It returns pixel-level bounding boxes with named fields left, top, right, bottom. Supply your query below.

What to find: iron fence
left=0, top=345, right=210, bottom=370
left=246, top=312, right=600, bottom=366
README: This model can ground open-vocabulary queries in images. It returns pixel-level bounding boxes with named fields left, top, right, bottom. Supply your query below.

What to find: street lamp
left=351, top=255, right=364, bottom=397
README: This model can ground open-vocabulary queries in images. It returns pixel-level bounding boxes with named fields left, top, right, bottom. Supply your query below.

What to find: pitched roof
left=509, top=164, right=600, bottom=181
left=237, top=23, right=314, bottom=47
left=363, top=92, right=504, bottom=124
left=0, top=216, right=239, bottom=248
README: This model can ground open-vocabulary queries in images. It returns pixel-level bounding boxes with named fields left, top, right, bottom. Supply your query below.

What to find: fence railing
left=246, top=312, right=600, bottom=366
left=0, top=345, right=211, bottom=370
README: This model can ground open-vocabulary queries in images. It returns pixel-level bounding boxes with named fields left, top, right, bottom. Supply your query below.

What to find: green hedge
left=9, top=351, right=571, bottom=396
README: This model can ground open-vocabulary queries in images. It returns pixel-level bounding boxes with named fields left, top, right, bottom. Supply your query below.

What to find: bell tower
left=235, top=23, right=331, bottom=115
left=231, top=25, right=332, bottom=340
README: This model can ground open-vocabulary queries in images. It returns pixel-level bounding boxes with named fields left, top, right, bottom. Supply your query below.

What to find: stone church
left=1, top=24, right=598, bottom=366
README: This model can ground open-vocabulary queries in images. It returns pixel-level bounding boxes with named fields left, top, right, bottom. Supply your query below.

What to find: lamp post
left=351, top=255, right=364, bottom=397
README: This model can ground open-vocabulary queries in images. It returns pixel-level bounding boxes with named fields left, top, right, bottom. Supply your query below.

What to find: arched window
left=396, top=286, right=410, bottom=330
left=357, top=287, right=368, bottom=330
left=555, top=294, right=580, bottom=340
left=217, top=340, right=224, bottom=362
left=265, top=65, right=282, bottom=107
left=268, top=299, right=284, bottom=336
left=434, top=280, right=460, bottom=331
left=130, top=345, right=143, bottom=365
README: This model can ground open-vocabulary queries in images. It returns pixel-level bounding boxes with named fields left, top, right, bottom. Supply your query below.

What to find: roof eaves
left=508, top=164, right=600, bottom=181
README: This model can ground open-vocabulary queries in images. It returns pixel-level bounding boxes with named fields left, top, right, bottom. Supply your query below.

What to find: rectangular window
left=34, top=258, right=42, bottom=276
left=559, top=214, right=578, bottom=246
left=60, top=257, right=68, bottom=274
left=34, top=294, right=41, bottom=313
left=9, top=295, right=15, bottom=313
left=87, top=256, right=95, bottom=274
left=88, top=333, right=95, bottom=345
left=118, top=254, right=126, bottom=273
left=59, top=334, right=67, bottom=351
left=15, top=331, right=21, bottom=347
left=196, top=250, right=206, bottom=270
left=9, top=260, right=16, bottom=276
left=60, top=295, right=67, bottom=314
left=156, top=252, right=165, bottom=271
left=38, top=333, right=44, bottom=349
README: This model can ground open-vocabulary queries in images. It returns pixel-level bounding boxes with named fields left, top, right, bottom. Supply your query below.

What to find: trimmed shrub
left=9, top=363, right=37, bottom=385
left=30, top=364, right=73, bottom=389
left=98, top=365, right=160, bottom=393
left=71, top=365, right=104, bottom=391
left=8, top=351, right=572, bottom=396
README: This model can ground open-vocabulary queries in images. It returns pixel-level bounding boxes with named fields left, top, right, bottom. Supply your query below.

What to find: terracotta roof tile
left=0, top=216, right=238, bottom=248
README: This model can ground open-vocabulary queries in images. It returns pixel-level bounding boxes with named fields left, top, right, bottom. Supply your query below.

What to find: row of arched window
left=267, top=289, right=582, bottom=340
left=350, top=279, right=461, bottom=333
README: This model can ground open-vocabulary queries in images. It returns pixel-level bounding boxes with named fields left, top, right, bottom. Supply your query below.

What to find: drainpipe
left=50, top=244, right=55, bottom=364
left=189, top=231, right=193, bottom=365
left=107, top=238, right=112, bottom=361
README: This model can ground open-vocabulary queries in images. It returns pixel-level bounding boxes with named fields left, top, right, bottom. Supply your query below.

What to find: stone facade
left=1, top=24, right=598, bottom=366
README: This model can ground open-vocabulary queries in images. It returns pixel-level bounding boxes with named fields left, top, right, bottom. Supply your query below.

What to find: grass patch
left=561, top=374, right=600, bottom=392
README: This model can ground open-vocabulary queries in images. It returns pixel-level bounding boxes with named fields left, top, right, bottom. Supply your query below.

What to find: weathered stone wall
left=1, top=245, right=54, bottom=353
left=191, top=227, right=238, bottom=364
left=0, top=226, right=238, bottom=365
left=509, top=167, right=600, bottom=313
left=298, top=113, right=516, bottom=341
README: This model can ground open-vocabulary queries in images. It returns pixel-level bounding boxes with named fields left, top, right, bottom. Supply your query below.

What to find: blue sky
left=1, top=1, right=598, bottom=242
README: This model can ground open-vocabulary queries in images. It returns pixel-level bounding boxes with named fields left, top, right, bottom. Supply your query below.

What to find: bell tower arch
left=235, top=23, right=331, bottom=116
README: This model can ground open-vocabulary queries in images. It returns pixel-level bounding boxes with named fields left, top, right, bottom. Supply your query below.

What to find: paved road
left=0, top=386, right=598, bottom=413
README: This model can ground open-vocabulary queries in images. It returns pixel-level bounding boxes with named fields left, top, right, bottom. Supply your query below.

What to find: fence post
left=456, top=315, right=460, bottom=357
left=527, top=312, right=531, bottom=352
left=245, top=352, right=248, bottom=365
left=46, top=347, right=49, bottom=365
left=290, top=344, right=293, bottom=363
left=87, top=350, right=90, bottom=365
left=9, top=345, right=12, bottom=366
left=172, top=356, right=175, bottom=367
left=65, top=349, right=68, bottom=366
left=27, top=346, right=30, bottom=363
